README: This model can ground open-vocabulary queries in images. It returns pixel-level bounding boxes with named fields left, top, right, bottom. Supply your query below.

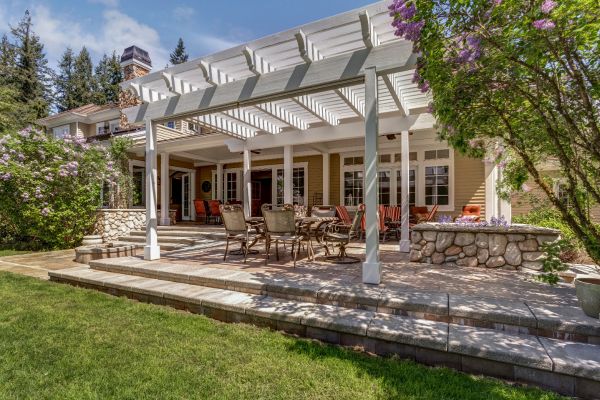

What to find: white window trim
left=52, top=124, right=70, bottom=139
left=212, top=162, right=309, bottom=205
left=340, top=147, right=454, bottom=212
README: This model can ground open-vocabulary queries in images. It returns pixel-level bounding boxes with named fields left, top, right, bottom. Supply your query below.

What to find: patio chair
left=311, top=205, right=336, bottom=218
left=207, top=200, right=222, bottom=224
left=360, top=204, right=391, bottom=241
left=410, top=205, right=439, bottom=227
left=293, top=204, right=308, bottom=218
left=193, top=200, right=208, bottom=224
left=323, top=208, right=364, bottom=264
left=384, top=205, right=401, bottom=240
left=262, top=207, right=308, bottom=268
left=458, top=205, right=481, bottom=222
left=220, top=204, right=259, bottom=263
left=335, top=205, right=353, bottom=225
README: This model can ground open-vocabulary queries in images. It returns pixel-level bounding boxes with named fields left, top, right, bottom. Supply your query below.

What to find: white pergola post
left=216, top=163, right=224, bottom=201
left=283, top=145, right=293, bottom=204
left=144, top=119, right=160, bottom=260
left=322, top=152, right=330, bottom=205
left=160, top=152, right=171, bottom=226
left=485, top=161, right=498, bottom=222
left=190, top=169, right=197, bottom=221
left=362, top=67, right=381, bottom=284
left=243, top=147, right=252, bottom=218
left=399, top=130, right=410, bottom=252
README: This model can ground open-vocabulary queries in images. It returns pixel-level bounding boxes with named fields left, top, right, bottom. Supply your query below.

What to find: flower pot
left=575, top=277, right=600, bottom=318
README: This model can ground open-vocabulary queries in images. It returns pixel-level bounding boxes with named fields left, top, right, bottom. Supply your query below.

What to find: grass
left=0, top=249, right=33, bottom=257
left=0, top=272, right=564, bottom=400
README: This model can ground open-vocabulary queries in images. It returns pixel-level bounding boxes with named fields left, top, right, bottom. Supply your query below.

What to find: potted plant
left=575, top=277, right=600, bottom=318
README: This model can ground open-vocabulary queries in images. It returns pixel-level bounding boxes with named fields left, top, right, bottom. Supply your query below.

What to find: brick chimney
left=120, top=46, right=152, bottom=81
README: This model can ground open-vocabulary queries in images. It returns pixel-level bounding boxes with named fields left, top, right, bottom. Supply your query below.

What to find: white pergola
left=121, top=1, right=434, bottom=284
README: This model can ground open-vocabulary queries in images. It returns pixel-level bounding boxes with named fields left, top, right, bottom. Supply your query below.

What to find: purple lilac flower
left=533, top=19, right=556, bottom=30
left=41, top=207, right=50, bottom=217
left=22, top=192, right=30, bottom=202
left=419, top=80, right=430, bottom=93
left=541, top=0, right=557, bottom=14
left=492, top=0, right=502, bottom=5
left=438, top=214, right=453, bottom=224
left=522, top=183, right=532, bottom=193
left=35, top=187, right=43, bottom=199
left=497, top=160, right=507, bottom=169
left=0, top=172, right=11, bottom=181
left=45, top=174, right=54, bottom=182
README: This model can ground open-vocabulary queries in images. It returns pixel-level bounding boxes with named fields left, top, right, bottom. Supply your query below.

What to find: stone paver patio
left=0, top=250, right=82, bottom=279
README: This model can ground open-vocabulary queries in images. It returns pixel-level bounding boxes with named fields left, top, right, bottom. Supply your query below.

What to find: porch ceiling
left=121, top=1, right=432, bottom=141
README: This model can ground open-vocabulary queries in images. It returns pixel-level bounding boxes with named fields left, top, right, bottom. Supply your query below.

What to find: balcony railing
left=86, top=126, right=145, bottom=143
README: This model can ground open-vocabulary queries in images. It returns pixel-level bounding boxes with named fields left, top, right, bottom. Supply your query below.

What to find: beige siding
left=453, top=153, right=486, bottom=217
left=196, top=166, right=214, bottom=201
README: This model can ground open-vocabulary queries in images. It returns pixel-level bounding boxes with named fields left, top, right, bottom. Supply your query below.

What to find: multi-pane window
left=343, top=156, right=364, bottom=166
left=344, top=170, right=364, bottom=206
left=52, top=125, right=70, bottom=139
left=378, top=171, right=391, bottom=205
left=394, top=152, right=418, bottom=163
left=166, top=121, right=175, bottom=129
left=226, top=172, right=237, bottom=201
left=425, top=166, right=449, bottom=205
left=396, top=169, right=416, bottom=207
left=276, top=168, right=305, bottom=205
left=424, top=149, right=450, bottom=160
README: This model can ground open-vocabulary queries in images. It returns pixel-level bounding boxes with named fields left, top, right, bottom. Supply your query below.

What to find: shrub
left=0, top=127, right=111, bottom=249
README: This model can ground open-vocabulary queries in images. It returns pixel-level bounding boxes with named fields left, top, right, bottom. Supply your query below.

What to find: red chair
left=335, top=205, right=353, bottom=225
left=410, top=205, right=439, bottom=227
left=384, top=205, right=401, bottom=240
left=207, top=200, right=222, bottom=224
left=459, top=205, right=481, bottom=222
left=360, top=204, right=391, bottom=241
left=194, top=200, right=208, bottom=224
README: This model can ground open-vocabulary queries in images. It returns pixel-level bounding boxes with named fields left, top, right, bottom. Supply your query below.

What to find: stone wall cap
left=412, top=222, right=560, bottom=235
left=96, top=208, right=146, bottom=212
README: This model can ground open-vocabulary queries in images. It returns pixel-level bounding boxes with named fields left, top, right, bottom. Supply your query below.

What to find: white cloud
left=173, top=6, right=195, bottom=21
left=30, top=5, right=168, bottom=70
left=88, top=0, right=119, bottom=7
left=193, top=34, right=240, bottom=54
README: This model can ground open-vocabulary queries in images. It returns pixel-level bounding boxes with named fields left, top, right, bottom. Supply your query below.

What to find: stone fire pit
left=410, top=223, right=561, bottom=270
left=75, top=243, right=140, bottom=264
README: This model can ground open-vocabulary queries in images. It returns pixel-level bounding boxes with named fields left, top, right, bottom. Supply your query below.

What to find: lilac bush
left=0, top=128, right=111, bottom=248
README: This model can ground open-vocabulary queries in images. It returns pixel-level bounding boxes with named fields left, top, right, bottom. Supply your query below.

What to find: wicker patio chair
left=323, top=208, right=364, bottom=264
left=262, top=207, right=308, bottom=268
left=220, top=204, right=258, bottom=263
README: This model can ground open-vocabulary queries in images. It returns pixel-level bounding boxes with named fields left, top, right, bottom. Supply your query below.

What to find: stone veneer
left=94, top=209, right=146, bottom=242
left=410, top=223, right=561, bottom=270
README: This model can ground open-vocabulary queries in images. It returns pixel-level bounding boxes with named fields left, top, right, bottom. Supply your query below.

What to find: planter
left=81, top=235, right=103, bottom=246
left=575, top=277, right=600, bottom=318
left=75, top=243, right=140, bottom=264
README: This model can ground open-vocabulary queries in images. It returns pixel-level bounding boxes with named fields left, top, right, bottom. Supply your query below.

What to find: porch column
left=144, top=119, right=160, bottom=260
left=243, top=147, right=252, bottom=218
left=190, top=169, right=197, bottom=221
left=216, top=163, right=224, bottom=201
left=363, top=66, right=381, bottom=285
left=399, top=130, right=410, bottom=252
left=160, top=152, right=171, bottom=226
left=283, top=145, right=293, bottom=204
left=322, top=152, right=330, bottom=205
left=486, top=161, right=512, bottom=223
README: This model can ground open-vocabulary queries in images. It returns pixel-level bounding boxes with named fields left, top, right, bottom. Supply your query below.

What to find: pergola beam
left=382, top=74, right=406, bottom=117
left=122, top=41, right=418, bottom=124
left=224, top=108, right=281, bottom=134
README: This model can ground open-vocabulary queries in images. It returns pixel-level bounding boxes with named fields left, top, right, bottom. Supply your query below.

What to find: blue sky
left=0, top=0, right=377, bottom=69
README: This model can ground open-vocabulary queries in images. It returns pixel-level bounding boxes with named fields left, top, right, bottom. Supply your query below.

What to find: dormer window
left=166, top=121, right=175, bottom=129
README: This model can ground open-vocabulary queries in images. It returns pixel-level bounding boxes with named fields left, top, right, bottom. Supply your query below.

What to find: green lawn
left=0, top=272, right=563, bottom=400
left=0, top=249, right=32, bottom=257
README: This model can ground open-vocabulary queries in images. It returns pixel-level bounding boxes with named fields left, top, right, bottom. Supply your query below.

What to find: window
left=166, top=121, right=175, bottom=129
left=344, top=170, right=363, bottom=206
left=379, top=154, right=391, bottom=164
left=96, top=122, right=107, bottom=135
left=396, top=169, right=416, bottom=207
left=556, top=182, right=570, bottom=206
left=109, top=120, right=120, bottom=133
left=226, top=172, right=237, bottom=201
left=425, top=165, right=449, bottom=205
left=276, top=168, right=306, bottom=205
left=394, top=152, right=418, bottom=163
left=343, top=156, right=363, bottom=166
left=425, top=149, right=450, bottom=160
left=188, top=122, right=198, bottom=132
left=378, top=171, right=391, bottom=205
left=52, top=125, right=70, bottom=139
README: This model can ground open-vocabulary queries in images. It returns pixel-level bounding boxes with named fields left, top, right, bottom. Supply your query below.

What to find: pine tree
left=94, top=51, right=123, bottom=105
left=169, top=38, right=189, bottom=65
left=55, top=47, right=76, bottom=112
left=71, top=47, right=96, bottom=107
left=10, top=10, right=52, bottom=120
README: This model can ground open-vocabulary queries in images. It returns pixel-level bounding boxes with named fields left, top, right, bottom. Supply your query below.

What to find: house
left=38, top=0, right=574, bottom=283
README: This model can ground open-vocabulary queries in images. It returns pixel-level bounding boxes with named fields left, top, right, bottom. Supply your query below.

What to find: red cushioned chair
left=194, top=200, right=208, bottom=224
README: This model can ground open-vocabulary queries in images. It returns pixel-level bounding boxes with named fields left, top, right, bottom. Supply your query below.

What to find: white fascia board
left=225, top=113, right=436, bottom=152
left=123, top=41, right=417, bottom=124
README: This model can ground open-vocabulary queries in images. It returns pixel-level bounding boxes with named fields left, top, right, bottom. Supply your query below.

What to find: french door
left=181, top=173, right=191, bottom=220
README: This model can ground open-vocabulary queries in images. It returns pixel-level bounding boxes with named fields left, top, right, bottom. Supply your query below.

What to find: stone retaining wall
left=94, top=209, right=146, bottom=242
left=410, top=223, right=561, bottom=270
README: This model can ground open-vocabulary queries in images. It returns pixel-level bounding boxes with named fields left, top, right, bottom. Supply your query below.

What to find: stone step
left=48, top=265, right=600, bottom=398
left=88, top=257, right=600, bottom=345
left=157, top=225, right=223, bottom=232
left=117, top=236, right=199, bottom=245
left=112, top=241, right=187, bottom=252
left=129, top=230, right=226, bottom=240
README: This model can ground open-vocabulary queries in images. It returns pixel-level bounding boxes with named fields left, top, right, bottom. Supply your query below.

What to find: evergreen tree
left=94, top=51, right=123, bottom=105
left=10, top=10, right=52, bottom=120
left=169, top=38, right=189, bottom=65
left=71, top=47, right=96, bottom=107
left=54, top=47, right=76, bottom=112
left=0, top=34, right=16, bottom=87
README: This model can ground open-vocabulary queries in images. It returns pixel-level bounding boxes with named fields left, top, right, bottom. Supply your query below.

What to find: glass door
left=181, top=173, right=191, bottom=220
